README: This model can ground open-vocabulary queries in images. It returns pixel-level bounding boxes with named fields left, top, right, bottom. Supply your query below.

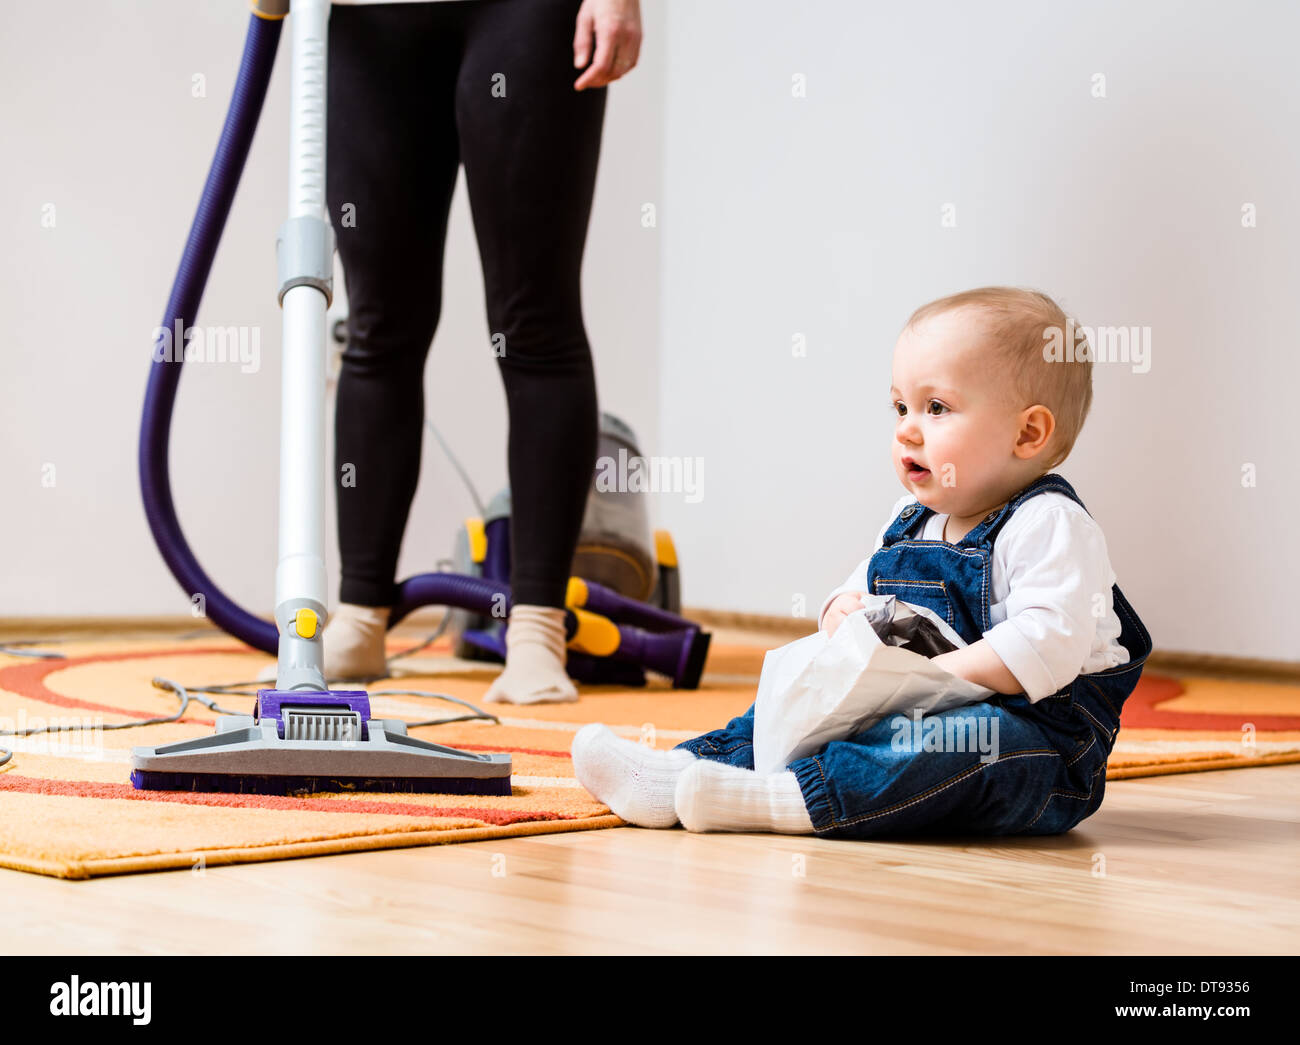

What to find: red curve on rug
left=0, top=647, right=236, bottom=723
left=1120, top=672, right=1300, bottom=732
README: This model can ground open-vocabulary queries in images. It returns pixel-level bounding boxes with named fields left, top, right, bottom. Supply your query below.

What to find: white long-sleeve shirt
left=817, top=492, right=1131, bottom=702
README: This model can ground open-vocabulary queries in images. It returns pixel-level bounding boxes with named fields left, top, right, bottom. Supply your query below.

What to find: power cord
left=0, top=675, right=499, bottom=772
left=425, top=417, right=486, bottom=517
left=0, top=639, right=67, bottom=661
left=381, top=414, right=490, bottom=665
left=184, top=678, right=499, bottom=729
left=383, top=562, right=456, bottom=665
left=1, top=410, right=498, bottom=770
left=0, top=676, right=239, bottom=771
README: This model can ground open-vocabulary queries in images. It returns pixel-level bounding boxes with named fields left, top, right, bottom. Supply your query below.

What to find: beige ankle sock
left=484, top=604, right=578, bottom=705
left=322, top=603, right=390, bottom=682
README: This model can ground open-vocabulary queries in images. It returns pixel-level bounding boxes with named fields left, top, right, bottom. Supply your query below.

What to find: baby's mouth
left=903, top=457, right=931, bottom=480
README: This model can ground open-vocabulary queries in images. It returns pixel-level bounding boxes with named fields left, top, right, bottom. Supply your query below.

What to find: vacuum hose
left=140, top=13, right=283, bottom=652
left=140, top=14, right=510, bottom=654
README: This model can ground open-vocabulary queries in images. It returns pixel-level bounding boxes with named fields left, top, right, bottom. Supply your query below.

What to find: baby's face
left=889, top=308, right=1027, bottom=519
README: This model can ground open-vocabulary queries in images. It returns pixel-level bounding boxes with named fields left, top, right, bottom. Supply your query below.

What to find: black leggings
left=326, top=0, right=604, bottom=609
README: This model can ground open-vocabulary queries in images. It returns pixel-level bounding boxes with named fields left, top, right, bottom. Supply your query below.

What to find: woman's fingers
left=574, top=28, right=615, bottom=90
left=574, top=0, right=642, bottom=90
left=573, top=4, right=595, bottom=69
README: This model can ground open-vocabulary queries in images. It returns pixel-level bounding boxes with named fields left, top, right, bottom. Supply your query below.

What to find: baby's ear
left=1014, top=404, right=1056, bottom=459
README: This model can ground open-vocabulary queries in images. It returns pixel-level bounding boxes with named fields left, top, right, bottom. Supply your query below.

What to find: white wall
left=0, top=0, right=664, bottom=619
left=5, top=0, right=1297, bottom=663
left=657, top=0, right=1300, bottom=661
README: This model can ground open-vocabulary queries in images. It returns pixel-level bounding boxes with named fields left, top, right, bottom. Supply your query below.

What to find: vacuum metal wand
left=274, top=0, right=334, bottom=691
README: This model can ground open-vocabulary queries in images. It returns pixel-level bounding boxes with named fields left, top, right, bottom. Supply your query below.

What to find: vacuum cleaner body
left=448, top=412, right=700, bottom=687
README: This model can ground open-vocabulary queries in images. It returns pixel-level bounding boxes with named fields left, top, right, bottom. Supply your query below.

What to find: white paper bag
left=751, top=596, right=995, bottom=775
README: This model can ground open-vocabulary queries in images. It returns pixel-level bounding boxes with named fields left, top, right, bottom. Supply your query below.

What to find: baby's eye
left=927, top=399, right=949, bottom=415
left=892, top=401, right=907, bottom=416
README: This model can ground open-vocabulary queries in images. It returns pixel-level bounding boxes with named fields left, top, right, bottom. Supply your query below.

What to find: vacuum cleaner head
left=130, top=690, right=512, bottom=797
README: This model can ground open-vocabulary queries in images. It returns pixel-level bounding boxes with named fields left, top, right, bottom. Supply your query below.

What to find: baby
left=572, top=286, right=1152, bottom=838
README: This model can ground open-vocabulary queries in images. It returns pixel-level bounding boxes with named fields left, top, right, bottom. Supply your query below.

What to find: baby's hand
left=822, top=592, right=865, bottom=637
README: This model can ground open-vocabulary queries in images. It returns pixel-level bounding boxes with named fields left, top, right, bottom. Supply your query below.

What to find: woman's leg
left=324, top=4, right=463, bottom=674
left=457, top=0, right=604, bottom=701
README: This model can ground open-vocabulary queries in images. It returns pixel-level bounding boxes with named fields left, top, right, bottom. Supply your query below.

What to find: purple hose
left=576, top=579, right=696, bottom=633
left=392, top=573, right=520, bottom=630
left=140, top=13, right=283, bottom=652
left=138, top=16, right=555, bottom=655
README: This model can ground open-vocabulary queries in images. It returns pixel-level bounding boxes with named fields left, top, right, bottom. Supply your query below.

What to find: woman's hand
left=573, top=0, right=642, bottom=90
left=822, top=592, right=865, bottom=638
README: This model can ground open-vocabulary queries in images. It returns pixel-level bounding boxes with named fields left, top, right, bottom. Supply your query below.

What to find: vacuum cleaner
left=446, top=412, right=697, bottom=688
left=132, top=1, right=709, bottom=796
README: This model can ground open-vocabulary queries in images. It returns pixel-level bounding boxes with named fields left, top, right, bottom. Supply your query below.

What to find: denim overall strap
left=866, top=495, right=1002, bottom=645
left=954, top=472, right=1087, bottom=549
left=970, top=473, right=1154, bottom=747
left=866, top=472, right=1151, bottom=664
left=973, top=471, right=1154, bottom=680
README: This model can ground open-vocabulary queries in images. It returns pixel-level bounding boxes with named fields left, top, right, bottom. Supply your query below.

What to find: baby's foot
left=571, top=723, right=696, bottom=828
left=674, top=760, right=815, bottom=834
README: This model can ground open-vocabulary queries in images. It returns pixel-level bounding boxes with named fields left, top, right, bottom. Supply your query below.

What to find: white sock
left=674, top=760, right=815, bottom=834
left=485, top=604, right=578, bottom=705
left=322, top=603, right=390, bottom=681
left=571, top=722, right=697, bottom=828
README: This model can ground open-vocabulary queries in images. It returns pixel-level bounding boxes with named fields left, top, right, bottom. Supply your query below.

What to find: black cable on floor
left=0, top=675, right=499, bottom=772
left=0, top=639, right=67, bottom=660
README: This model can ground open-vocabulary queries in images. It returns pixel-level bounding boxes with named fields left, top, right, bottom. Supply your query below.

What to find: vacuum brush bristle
left=129, top=769, right=513, bottom=797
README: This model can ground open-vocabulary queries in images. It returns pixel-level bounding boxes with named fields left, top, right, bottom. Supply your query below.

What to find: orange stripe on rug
left=0, top=646, right=236, bottom=722
left=452, top=742, right=571, bottom=758
left=0, top=775, right=567, bottom=826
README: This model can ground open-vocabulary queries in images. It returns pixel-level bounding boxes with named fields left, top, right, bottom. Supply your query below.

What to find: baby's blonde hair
left=905, top=286, right=1092, bottom=470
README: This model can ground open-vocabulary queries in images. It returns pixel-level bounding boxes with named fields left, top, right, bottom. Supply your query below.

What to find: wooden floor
left=7, top=763, right=1298, bottom=955
left=3, top=622, right=1298, bottom=955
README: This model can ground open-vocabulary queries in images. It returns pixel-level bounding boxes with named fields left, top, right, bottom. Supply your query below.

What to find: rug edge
left=1, top=814, right=629, bottom=880
left=1106, top=750, right=1300, bottom=780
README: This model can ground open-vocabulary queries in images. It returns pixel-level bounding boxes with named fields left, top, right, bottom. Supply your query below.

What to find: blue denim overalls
left=675, top=473, right=1153, bottom=837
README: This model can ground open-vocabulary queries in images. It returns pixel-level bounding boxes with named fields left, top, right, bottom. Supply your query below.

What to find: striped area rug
left=1, top=635, right=1296, bottom=878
